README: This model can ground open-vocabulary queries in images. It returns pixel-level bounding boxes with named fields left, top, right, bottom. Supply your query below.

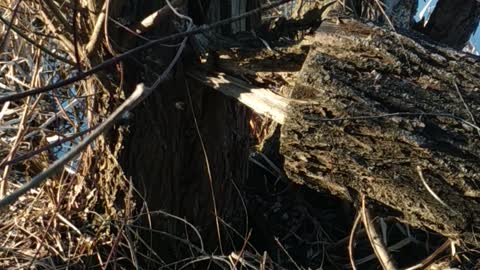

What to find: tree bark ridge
left=280, top=20, right=480, bottom=244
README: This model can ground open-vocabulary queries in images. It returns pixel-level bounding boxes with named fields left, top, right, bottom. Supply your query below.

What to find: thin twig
left=43, top=0, right=71, bottom=33
left=348, top=211, right=362, bottom=270
left=453, top=81, right=480, bottom=137
left=0, top=0, right=22, bottom=52
left=102, top=221, right=125, bottom=270
left=0, top=14, right=75, bottom=65
left=416, top=166, right=457, bottom=214
left=0, top=10, right=189, bottom=208
left=177, top=0, right=227, bottom=252
left=1, top=96, right=31, bottom=197
left=185, top=80, right=224, bottom=254
left=274, top=237, right=301, bottom=270
left=404, top=239, right=452, bottom=270
left=0, top=126, right=95, bottom=170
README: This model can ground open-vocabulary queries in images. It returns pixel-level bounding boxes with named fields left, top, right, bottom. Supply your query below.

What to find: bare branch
left=85, top=1, right=107, bottom=56
left=0, top=22, right=189, bottom=208
left=0, top=0, right=22, bottom=52
left=0, top=83, right=145, bottom=209
left=0, top=0, right=294, bottom=103
left=71, top=0, right=82, bottom=70
left=0, top=126, right=95, bottom=170
left=43, top=0, right=72, bottom=33
left=0, top=14, right=75, bottom=65
left=39, top=9, right=76, bottom=55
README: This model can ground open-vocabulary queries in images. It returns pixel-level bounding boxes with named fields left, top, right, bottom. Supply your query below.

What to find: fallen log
left=281, top=20, right=480, bottom=244
left=188, top=19, right=480, bottom=245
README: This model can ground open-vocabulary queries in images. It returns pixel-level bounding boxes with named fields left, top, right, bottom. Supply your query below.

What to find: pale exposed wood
left=85, top=1, right=107, bottom=56
left=132, top=0, right=186, bottom=34
left=361, top=197, right=398, bottom=270
left=187, top=69, right=290, bottom=124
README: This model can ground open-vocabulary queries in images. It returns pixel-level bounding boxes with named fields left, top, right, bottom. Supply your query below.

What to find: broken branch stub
left=280, top=20, right=480, bottom=244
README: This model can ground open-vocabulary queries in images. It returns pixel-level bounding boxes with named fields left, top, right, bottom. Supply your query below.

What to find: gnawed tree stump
left=280, top=20, right=480, bottom=244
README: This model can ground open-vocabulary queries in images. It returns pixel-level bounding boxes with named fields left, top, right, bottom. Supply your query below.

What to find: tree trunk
left=416, top=0, right=480, bottom=50
left=280, top=19, right=480, bottom=244
left=108, top=0, right=252, bottom=264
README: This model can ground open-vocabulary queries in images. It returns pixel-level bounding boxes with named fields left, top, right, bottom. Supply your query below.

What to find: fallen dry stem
left=361, top=195, right=397, bottom=270
left=348, top=211, right=362, bottom=270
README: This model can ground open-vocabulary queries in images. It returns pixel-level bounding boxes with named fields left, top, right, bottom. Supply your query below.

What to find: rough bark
left=280, top=20, right=480, bottom=244
left=109, top=0, right=251, bottom=263
left=120, top=76, right=250, bottom=259
left=416, top=0, right=480, bottom=50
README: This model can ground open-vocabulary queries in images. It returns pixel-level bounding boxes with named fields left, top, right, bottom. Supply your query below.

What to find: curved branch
left=85, top=1, right=107, bottom=56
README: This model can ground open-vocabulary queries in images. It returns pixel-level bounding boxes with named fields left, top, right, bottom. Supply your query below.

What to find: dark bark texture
left=108, top=0, right=251, bottom=263
left=281, top=20, right=480, bottom=244
left=343, top=0, right=418, bottom=30
left=417, top=0, right=480, bottom=49
left=343, top=0, right=479, bottom=50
